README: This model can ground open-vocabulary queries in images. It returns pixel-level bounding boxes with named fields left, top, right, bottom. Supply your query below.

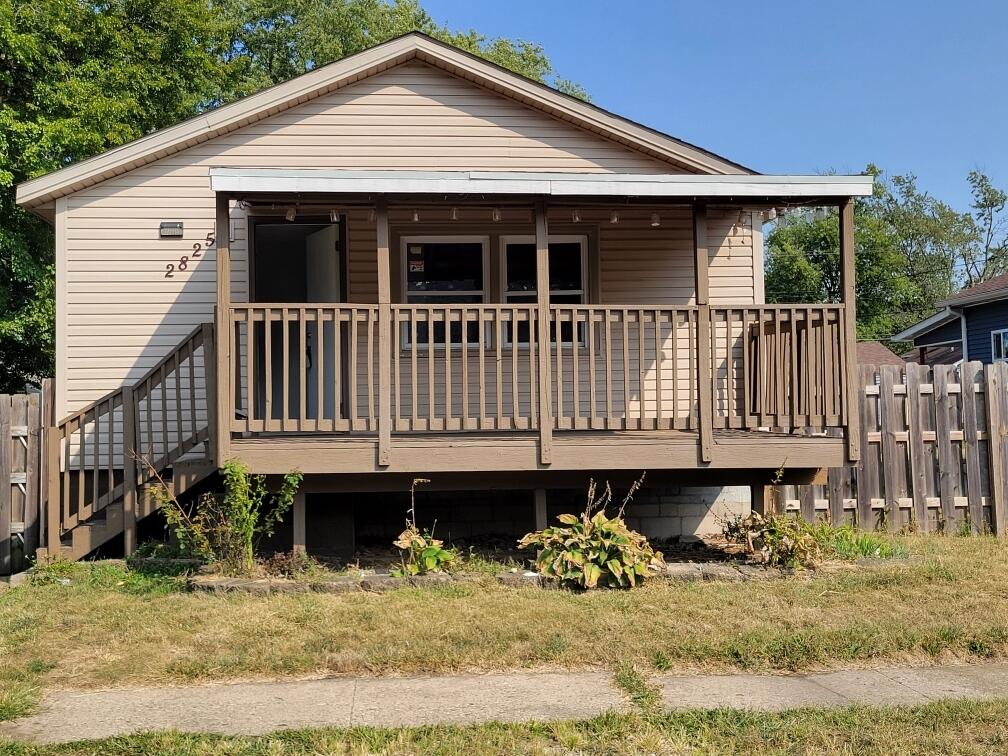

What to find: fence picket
left=784, top=362, right=1006, bottom=536
left=961, top=361, right=985, bottom=531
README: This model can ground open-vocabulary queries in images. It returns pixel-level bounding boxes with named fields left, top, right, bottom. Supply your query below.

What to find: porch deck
left=228, top=429, right=846, bottom=476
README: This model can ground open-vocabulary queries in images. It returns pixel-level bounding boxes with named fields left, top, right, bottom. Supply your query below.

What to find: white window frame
left=400, top=235, right=490, bottom=350
left=500, top=234, right=588, bottom=347
left=992, top=328, right=1008, bottom=362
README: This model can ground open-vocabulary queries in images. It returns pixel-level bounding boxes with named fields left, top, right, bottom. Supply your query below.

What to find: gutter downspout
left=955, top=306, right=967, bottom=365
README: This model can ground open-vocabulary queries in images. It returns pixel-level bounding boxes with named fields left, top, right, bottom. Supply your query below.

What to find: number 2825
left=165, top=232, right=216, bottom=278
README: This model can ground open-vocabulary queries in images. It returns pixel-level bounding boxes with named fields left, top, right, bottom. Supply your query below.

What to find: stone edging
left=187, top=562, right=783, bottom=594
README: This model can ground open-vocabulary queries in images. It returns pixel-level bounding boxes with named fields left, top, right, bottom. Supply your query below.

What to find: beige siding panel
left=58, top=59, right=746, bottom=420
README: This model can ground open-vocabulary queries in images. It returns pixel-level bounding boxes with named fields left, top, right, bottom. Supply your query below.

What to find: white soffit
left=209, top=169, right=874, bottom=198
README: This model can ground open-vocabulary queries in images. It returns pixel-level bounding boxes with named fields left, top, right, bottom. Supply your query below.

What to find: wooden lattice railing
left=45, top=323, right=215, bottom=553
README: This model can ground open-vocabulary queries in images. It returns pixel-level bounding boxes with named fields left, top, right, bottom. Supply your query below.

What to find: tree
left=764, top=166, right=1008, bottom=342
left=0, top=0, right=239, bottom=391
left=215, top=0, right=589, bottom=98
left=0, top=0, right=584, bottom=392
left=765, top=200, right=917, bottom=341
left=960, top=170, right=1008, bottom=286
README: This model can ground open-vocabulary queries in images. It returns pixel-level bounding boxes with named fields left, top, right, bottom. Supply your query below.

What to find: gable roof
left=16, top=32, right=753, bottom=211
left=942, top=272, right=1008, bottom=307
left=894, top=274, right=1008, bottom=343
left=856, top=340, right=905, bottom=366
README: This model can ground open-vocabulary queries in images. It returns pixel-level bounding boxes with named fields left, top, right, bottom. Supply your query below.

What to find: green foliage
left=518, top=476, right=664, bottom=589
left=961, top=170, right=1008, bottom=286
left=154, top=458, right=302, bottom=575
left=765, top=166, right=1008, bottom=344
left=390, top=477, right=457, bottom=576
left=390, top=524, right=457, bottom=576
left=28, top=557, right=183, bottom=594
left=0, top=0, right=240, bottom=391
left=807, top=522, right=909, bottom=560
left=215, top=0, right=587, bottom=99
left=724, top=513, right=909, bottom=568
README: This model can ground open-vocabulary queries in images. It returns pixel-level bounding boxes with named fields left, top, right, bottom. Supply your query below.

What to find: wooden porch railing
left=390, top=304, right=540, bottom=432
left=709, top=305, right=848, bottom=430
left=227, top=302, right=849, bottom=446
left=229, top=304, right=380, bottom=434
left=45, top=323, right=214, bottom=552
left=548, top=306, right=699, bottom=431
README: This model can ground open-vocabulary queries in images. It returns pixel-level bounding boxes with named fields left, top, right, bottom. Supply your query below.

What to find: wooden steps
left=43, top=458, right=217, bottom=562
left=42, top=324, right=216, bottom=563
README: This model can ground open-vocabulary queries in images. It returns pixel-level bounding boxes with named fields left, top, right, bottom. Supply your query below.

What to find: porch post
left=375, top=198, right=392, bottom=466
left=839, top=197, right=860, bottom=462
left=213, top=193, right=231, bottom=467
left=121, top=385, right=137, bottom=555
left=535, top=200, right=553, bottom=465
left=292, top=491, right=306, bottom=554
left=692, top=203, right=714, bottom=463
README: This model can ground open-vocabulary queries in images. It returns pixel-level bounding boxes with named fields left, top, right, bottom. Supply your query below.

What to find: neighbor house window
left=501, top=235, right=587, bottom=344
left=992, top=329, right=1008, bottom=362
left=402, top=236, right=488, bottom=346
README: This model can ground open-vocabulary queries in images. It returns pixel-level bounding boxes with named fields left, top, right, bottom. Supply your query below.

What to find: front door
left=304, top=225, right=340, bottom=420
left=251, top=218, right=344, bottom=426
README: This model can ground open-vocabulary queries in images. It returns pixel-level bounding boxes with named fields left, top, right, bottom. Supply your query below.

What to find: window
left=402, top=236, right=488, bottom=346
left=501, top=235, right=587, bottom=344
left=992, top=329, right=1008, bottom=362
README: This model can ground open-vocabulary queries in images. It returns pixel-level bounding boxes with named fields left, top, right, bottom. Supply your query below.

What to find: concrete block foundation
left=283, top=484, right=751, bottom=556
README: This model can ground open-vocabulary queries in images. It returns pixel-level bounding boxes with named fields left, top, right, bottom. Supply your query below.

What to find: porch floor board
left=228, top=429, right=843, bottom=475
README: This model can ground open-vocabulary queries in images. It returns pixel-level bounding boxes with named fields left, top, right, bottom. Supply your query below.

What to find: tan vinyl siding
left=58, top=60, right=756, bottom=422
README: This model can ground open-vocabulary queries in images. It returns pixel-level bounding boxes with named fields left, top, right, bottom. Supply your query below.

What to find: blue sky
left=423, top=0, right=1007, bottom=210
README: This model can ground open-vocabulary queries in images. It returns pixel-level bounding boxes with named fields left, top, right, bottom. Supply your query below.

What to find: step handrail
left=45, top=323, right=215, bottom=556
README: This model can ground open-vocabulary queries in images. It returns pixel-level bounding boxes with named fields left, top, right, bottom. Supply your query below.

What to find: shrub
left=723, top=514, right=910, bottom=568
left=150, top=457, right=302, bottom=576
left=722, top=512, right=823, bottom=569
left=390, top=478, right=457, bottom=577
left=518, top=475, right=664, bottom=589
left=261, top=550, right=327, bottom=579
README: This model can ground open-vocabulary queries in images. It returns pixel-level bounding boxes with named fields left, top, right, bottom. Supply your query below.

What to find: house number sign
left=165, top=232, right=216, bottom=278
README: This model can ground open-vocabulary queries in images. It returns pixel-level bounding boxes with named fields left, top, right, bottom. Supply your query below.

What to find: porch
left=208, top=170, right=864, bottom=475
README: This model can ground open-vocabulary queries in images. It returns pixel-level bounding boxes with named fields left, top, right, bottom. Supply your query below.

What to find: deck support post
left=534, top=488, right=548, bottom=530
left=839, top=197, right=860, bottom=462
left=121, top=385, right=137, bottom=555
left=534, top=200, right=553, bottom=465
left=213, top=193, right=231, bottom=468
left=692, top=203, right=714, bottom=463
left=44, top=430, right=60, bottom=557
left=750, top=482, right=774, bottom=515
left=292, top=491, right=306, bottom=553
left=376, top=198, right=392, bottom=466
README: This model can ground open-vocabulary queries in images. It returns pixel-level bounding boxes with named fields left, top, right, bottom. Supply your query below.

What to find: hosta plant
left=390, top=477, right=458, bottom=576
left=391, top=524, right=457, bottom=576
left=518, top=475, right=664, bottom=589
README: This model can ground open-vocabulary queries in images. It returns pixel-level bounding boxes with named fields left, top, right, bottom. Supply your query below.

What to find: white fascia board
left=891, top=307, right=960, bottom=342
left=210, top=169, right=549, bottom=195
left=210, top=169, right=874, bottom=198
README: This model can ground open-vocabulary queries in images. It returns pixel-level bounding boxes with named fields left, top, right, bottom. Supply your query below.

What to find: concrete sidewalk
left=3, top=663, right=1008, bottom=744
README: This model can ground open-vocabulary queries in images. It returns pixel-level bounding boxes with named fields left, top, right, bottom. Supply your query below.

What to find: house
left=856, top=341, right=905, bottom=366
left=15, top=33, right=872, bottom=560
left=894, top=274, right=1008, bottom=366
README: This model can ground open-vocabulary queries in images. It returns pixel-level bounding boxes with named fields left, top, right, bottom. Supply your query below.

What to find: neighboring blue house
left=895, top=273, right=1008, bottom=365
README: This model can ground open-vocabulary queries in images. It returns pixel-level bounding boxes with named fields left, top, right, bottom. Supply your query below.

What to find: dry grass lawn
left=0, top=534, right=1006, bottom=720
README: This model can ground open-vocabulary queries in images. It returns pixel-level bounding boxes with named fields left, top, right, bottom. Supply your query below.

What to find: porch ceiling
left=209, top=168, right=874, bottom=202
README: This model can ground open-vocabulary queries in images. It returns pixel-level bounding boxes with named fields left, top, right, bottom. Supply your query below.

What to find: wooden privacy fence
left=1, top=380, right=53, bottom=574
left=776, top=362, right=1008, bottom=535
